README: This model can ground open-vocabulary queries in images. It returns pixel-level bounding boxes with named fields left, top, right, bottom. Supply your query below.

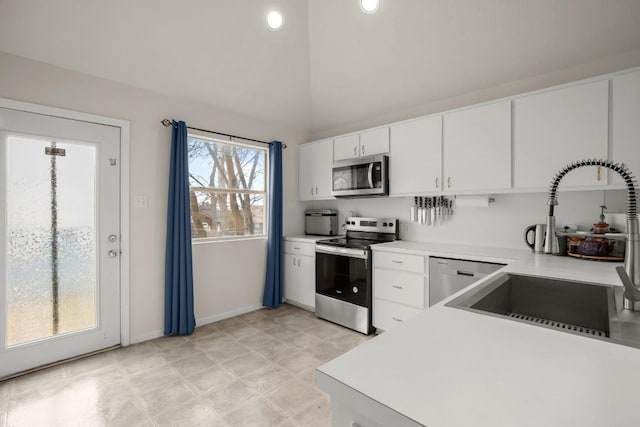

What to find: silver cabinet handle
left=392, top=285, right=404, bottom=290
left=447, top=177, right=451, bottom=189
left=293, top=257, right=296, bottom=267
left=108, top=250, right=118, bottom=258
left=297, top=258, right=301, bottom=267
left=311, top=187, right=314, bottom=196
left=435, top=177, right=439, bottom=189
left=294, top=247, right=300, bottom=250
left=361, top=144, right=365, bottom=156
left=315, top=186, right=318, bottom=195
left=353, top=146, right=357, bottom=156
left=392, top=317, right=403, bottom=322
left=391, top=260, right=403, bottom=264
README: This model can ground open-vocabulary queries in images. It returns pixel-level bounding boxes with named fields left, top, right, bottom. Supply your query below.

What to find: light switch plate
left=135, top=195, right=148, bottom=208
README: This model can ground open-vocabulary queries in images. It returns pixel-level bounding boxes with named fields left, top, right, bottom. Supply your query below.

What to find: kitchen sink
left=446, top=273, right=640, bottom=348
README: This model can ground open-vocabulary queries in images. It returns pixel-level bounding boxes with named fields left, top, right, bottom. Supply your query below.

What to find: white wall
left=305, top=190, right=627, bottom=250
left=0, top=51, right=309, bottom=342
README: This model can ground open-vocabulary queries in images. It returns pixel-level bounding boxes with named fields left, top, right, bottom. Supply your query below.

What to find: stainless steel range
left=315, top=216, right=398, bottom=334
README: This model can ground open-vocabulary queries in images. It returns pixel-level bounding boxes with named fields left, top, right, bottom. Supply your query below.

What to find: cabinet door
left=443, top=100, right=511, bottom=192
left=314, top=139, right=334, bottom=198
left=334, top=134, right=360, bottom=161
left=283, top=254, right=298, bottom=302
left=298, top=143, right=315, bottom=200
left=389, top=116, right=442, bottom=195
left=514, top=80, right=609, bottom=189
left=612, top=70, right=640, bottom=185
left=298, top=139, right=333, bottom=200
left=297, top=255, right=316, bottom=308
left=360, top=127, right=389, bottom=157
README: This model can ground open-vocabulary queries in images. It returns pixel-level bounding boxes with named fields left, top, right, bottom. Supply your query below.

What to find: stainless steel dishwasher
left=429, top=257, right=504, bottom=306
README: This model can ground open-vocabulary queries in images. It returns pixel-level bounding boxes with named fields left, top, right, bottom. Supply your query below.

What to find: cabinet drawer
left=374, top=251, right=424, bottom=274
left=284, top=241, right=315, bottom=256
left=374, top=269, right=424, bottom=308
left=373, top=299, right=422, bottom=332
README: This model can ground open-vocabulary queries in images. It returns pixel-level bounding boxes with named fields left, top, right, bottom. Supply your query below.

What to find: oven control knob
left=352, top=286, right=358, bottom=294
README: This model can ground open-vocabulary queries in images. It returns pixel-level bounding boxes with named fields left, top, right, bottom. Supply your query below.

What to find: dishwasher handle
left=456, top=270, right=475, bottom=277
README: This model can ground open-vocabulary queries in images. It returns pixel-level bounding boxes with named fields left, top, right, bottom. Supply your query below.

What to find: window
left=187, top=135, right=267, bottom=240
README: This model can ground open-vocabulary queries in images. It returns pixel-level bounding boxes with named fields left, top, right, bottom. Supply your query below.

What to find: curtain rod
left=161, top=119, right=287, bottom=149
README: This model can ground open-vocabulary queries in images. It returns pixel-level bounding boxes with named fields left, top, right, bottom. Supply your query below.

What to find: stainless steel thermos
left=523, top=224, right=546, bottom=253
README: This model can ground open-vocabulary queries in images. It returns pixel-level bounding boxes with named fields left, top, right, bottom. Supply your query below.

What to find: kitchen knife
left=426, top=197, right=431, bottom=226
left=431, top=197, right=436, bottom=225
left=411, top=196, right=418, bottom=222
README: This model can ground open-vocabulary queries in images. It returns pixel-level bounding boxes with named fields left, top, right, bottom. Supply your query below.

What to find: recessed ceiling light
left=267, top=11, right=283, bottom=30
left=360, top=0, right=380, bottom=14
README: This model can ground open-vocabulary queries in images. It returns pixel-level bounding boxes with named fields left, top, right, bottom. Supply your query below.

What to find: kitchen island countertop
left=317, top=241, right=639, bottom=427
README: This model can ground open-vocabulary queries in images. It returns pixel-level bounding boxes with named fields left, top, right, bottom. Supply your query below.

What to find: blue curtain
left=164, top=120, right=196, bottom=335
left=263, top=141, right=284, bottom=308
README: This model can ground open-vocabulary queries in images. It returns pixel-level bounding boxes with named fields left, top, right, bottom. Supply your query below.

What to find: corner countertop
left=284, top=234, right=340, bottom=243
left=318, top=241, right=640, bottom=427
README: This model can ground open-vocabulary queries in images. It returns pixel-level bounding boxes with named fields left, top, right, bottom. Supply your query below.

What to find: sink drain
left=508, top=313, right=607, bottom=338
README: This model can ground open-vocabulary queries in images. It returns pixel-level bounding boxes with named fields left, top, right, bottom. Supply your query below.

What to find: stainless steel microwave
left=331, top=155, right=389, bottom=198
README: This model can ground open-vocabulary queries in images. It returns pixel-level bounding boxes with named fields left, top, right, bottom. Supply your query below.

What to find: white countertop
left=284, top=234, right=340, bottom=242
left=318, top=242, right=640, bottom=427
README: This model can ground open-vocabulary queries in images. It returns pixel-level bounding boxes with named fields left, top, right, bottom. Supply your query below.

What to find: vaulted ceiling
left=1, top=0, right=640, bottom=137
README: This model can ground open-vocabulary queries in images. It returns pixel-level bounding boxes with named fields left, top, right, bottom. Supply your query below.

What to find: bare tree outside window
left=187, top=136, right=267, bottom=239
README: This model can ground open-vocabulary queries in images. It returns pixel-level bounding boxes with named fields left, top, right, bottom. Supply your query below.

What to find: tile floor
left=0, top=304, right=372, bottom=427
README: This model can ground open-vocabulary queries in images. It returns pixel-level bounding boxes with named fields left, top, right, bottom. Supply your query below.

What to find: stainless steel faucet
left=543, top=159, right=640, bottom=311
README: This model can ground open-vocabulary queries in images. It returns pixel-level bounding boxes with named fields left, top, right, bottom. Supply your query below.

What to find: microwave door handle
left=368, top=163, right=374, bottom=189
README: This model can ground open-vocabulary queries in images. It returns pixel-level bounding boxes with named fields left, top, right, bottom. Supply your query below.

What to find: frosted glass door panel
left=6, top=136, right=97, bottom=346
left=0, top=105, right=120, bottom=379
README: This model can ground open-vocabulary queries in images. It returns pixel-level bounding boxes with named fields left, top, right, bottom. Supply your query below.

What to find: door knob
left=108, top=250, right=118, bottom=258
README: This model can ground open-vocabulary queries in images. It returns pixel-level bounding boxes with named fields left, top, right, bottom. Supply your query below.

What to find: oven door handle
left=316, top=245, right=369, bottom=259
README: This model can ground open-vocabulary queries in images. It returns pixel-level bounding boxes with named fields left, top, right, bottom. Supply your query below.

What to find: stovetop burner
left=316, top=237, right=384, bottom=250
left=315, top=216, right=399, bottom=250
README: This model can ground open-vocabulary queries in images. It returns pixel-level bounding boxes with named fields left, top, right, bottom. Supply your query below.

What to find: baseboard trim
left=129, top=304, right=264, bottom=345
left=197, top=304, right=264, bottom=326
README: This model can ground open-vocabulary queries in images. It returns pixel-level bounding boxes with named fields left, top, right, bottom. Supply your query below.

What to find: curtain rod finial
left=161, top=119, right=172, bottom=127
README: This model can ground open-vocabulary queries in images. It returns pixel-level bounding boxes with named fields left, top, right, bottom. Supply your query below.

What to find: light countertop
left=317, top=242, right=639, bottom=427
left=284, top=234, right=340, bottom=243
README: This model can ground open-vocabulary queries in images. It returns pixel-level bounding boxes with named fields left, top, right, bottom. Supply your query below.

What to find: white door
left=0, top=107, right=121, bottom=378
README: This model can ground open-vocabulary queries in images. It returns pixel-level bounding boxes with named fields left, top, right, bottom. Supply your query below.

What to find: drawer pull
left=392, top=285, right=404, bottom=290
left=391, top=260, right=403, bottom=264
left=392, top=317, right=403, bottom=322
left=457, top=270, right=474, bottom=277
left=294, top=247, right=300, bottom=250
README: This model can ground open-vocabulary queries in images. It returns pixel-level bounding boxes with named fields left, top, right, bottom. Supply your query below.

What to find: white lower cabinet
left=283, top=239, right=315, bottom=309
left=317, top=371, right=422, bottom=427
left=373, top=250, right=427, bottom=332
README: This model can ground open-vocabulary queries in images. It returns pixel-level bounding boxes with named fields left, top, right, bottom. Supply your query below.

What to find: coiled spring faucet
left=543, top=159, right=640, bottom=311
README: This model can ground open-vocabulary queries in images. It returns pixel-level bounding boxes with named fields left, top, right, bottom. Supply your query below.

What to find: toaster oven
left=305, top=209, right=339, bottom=236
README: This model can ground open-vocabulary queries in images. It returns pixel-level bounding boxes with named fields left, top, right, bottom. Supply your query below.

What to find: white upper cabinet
left=443, top=100, right=512, bottom=193
left=334, top=127, right=389, bottom=161
left=333, top=133, right=360, bottom=160
left=612, top=70, right=640, bottom=185
left=514, top=80, right=609, bottom=190
left=298, top=139, right=333, bottom=200
left=360, top=127, right=390, bottom=158
left=389, top=116, right=442, bottom=195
